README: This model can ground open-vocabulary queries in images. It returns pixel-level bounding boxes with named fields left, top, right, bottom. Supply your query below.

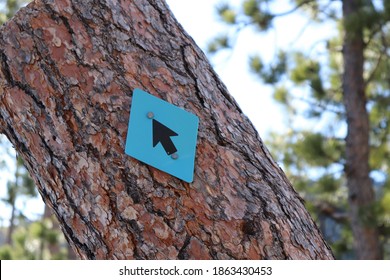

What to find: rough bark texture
left=0, top=0, right=333, bottom=259
left=342, top=0, right=382, bottom=259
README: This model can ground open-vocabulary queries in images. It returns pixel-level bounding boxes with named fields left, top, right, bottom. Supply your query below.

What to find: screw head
left=171, top=153, right=179, bottom=160
left=147, top=112, right=154, bottom=119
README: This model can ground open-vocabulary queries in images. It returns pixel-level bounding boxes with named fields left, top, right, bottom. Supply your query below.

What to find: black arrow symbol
left=152, top=119, right=178, bottom=155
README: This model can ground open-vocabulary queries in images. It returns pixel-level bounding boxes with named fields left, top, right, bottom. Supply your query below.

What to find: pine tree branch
left=364, top=9, right=390, bottom=88
left=364, top=51, right=383, bottom=88
left=297, top=96, right=345, bottom=115
left=364, top=27, right=388, bottom=88
left=272, top=0, right=316, bottom=17
left=273, top=0, right=339, bottom=18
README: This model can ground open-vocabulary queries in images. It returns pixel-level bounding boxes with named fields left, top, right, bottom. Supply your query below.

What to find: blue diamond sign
left=125, top=89, right=199, bottom=183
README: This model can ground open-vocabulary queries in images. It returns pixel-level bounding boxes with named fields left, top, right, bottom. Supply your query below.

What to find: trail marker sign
left=125, top=89, right=199, bottom=183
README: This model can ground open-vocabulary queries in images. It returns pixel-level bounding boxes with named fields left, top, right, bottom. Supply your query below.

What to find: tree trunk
left=342, top=0, right=382, bottom=259
left=6, top=161, right=20, bottom=245
left=0, top=0, right=333, bottom=260
left=6, top=201, right=16, bottom=245
left=43, top=204, right=60, bottom=258
left=43, top=204, right=77, bottom=259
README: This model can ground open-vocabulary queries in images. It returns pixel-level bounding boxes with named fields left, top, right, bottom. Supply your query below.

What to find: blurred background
left=0, top=0, right=389, bottom=259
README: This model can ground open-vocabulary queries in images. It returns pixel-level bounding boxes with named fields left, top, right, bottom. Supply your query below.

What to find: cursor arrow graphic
left=152, top=119, right=178, bottom=155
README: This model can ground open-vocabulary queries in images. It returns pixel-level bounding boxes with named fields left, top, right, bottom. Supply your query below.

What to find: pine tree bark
left=0, top=0, right=333, bottom=259
left=342, top=0, right=382, bottom=259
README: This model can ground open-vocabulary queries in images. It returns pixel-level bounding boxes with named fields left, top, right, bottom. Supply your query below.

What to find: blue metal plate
left=125, top=89, right=199, bottom=183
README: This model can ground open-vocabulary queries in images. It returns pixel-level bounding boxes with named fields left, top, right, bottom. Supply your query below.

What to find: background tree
left=3, top=156, right=36, bottom=245
left=0, top=0, right=333, bottom=259
left=0, top=217, right=68, bottom=259
left=0, top=0, right=28, bottom=25
left=209, top=0, right=390, bottom=259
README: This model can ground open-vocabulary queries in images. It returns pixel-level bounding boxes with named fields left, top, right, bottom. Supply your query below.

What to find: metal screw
left=147, top=112, right=154, bottom=119
left=171, top=153, right=179, bottom=160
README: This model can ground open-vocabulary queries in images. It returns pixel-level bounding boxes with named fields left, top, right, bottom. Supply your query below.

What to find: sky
left=167, top=0, right=286, bottom=134
left=0, top=0, right=337, bottom=225
left=166, top=0, right=338, bottom=134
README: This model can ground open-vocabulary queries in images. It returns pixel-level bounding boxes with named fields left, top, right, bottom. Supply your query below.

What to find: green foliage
left=243, top=0, right=273, bottom=30
left=207, top=34, right=231, bottom=53
left=293, top=132, right=343, bottom=168
left=252, top=11, right=274, bottom=30
left=317, top=174, right=339, bottom=193
left=0, top=245, right=13, bottom=259
left=385, top=1, right=390, bottom=18
left=249, top=51, right=287, bottom=84
left=0, top=219, right=68, bottom=260
left=273, top=86, right=289, bottom=104
left=30, top=219, right=59, bottom=245
left=217, top=3, right=237, bottom=24
left=243, top=0, right=259, bottom=17
left=295, top=133, right=328, bottom=165
left=249, top=54, right=263, bottom=73
left=378, top=179, right=390, bottom=239
left=290, top=53, right=326, bottom=100
left=330, top=226, right=354, bottom=259
left=381, top=192, right=390, bottom=214
left=29, top=221, right=45, bottom=238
